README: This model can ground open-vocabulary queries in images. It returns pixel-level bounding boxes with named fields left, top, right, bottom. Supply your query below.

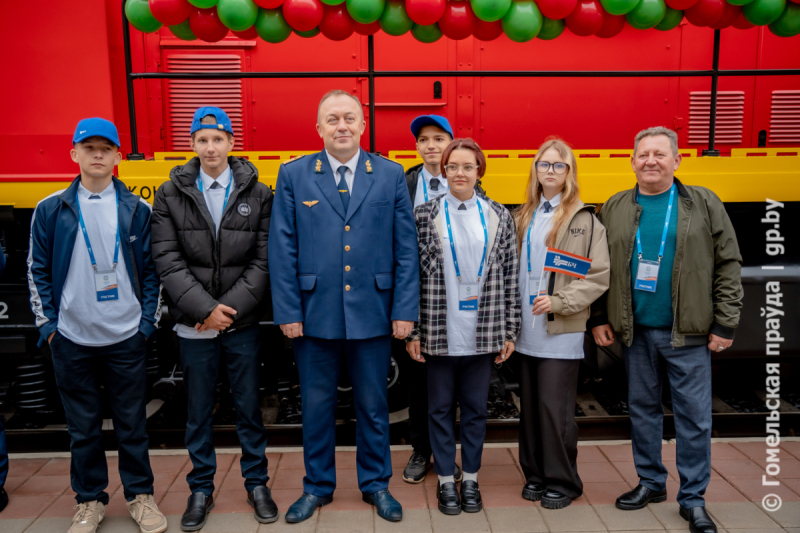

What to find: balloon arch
left=125, top=0, right=800, bottom=42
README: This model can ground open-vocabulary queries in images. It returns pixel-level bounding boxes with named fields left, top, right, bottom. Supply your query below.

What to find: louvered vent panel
left=166, top=55, right=244, bottom=151
left=768, top=90, right=800, bottom=143
left=687, top=91, right=744, bottom=145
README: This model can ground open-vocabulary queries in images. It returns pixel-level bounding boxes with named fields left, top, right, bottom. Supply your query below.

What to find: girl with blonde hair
left=513, top=138, right=610, bottom=509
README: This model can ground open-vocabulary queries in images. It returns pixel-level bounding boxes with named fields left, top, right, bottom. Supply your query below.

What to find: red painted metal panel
left=687, top=91, right=745, bottom=145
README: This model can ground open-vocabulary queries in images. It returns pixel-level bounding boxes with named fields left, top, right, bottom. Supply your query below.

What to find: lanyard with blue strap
left=444, top=198, right=488, bottom=311
left=633, top=183, right=675, bottom=292
left=78, top=192, right=122, bottom=301
left=198, top=174, right=232, bottom=213
left=526, top=208, right=544, bottom=304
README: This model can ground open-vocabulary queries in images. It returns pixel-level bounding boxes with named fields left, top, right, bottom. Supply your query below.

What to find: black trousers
left=427, top=354, right=492, bottom=476
left=394, top=339, right=431, bottom=456
left=518, top=355, right=583, bottom=499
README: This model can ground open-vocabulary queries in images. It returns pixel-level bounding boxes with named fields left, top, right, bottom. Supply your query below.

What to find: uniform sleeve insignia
left=303, top=200, right=319, bottom=207
left=315, top=159, right=323, bottom=173
left=365, top=160, right=373, bottom=174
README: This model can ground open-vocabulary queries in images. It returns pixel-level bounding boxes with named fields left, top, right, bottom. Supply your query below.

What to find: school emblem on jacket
left=238, top=203, right=251, bottom=217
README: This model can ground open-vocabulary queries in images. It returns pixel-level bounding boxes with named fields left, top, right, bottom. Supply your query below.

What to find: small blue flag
left=543, top=248, right=592, bottom=279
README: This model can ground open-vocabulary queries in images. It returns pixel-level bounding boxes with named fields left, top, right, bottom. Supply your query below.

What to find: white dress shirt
left=326, top=149, right=360, bottom=194
left=515, top=193, right=584, bottom=359
left=413, top=166, right=448, bottom=208
left=441, top=191, right=491, bottom=357
left=58, top=182, right=141, bottom=346
left=174, top=165, right=232, bottom=340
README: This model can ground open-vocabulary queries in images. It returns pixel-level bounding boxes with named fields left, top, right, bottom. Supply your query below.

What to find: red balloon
left=665, top=0, right=698, bottom=11
left=538, top=0, right=579, bottom=20
left=149, top=0, right=192, bottom=25
left=320, top=3, right=355, bottom=39
left=732, top=10, right=754, bottom=27
left=282, top=0, right=324, bottom=31
left=708, top=1, right=740, bottom=27
left=189, top=7, right=229, bottom=41
left=255, top=0, right=285, bottom=7
left=565, top=0, right=605, bottom=35
left=354, top=20, right=381, bottom=33
left=595, top=12, right=625, bottom=35
left=438, top=0, right=475, bottom=39
left=232, top=26, right=259, bottom=38
left=684, top=0, right=724, bottom=25
left=473, top=18, right=504, bottom=39
left=406, top=0, right=447, bottom=25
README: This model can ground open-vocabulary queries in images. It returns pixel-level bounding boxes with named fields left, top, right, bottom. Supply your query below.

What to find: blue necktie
left=337, top=166, right=350, bottom=212
left=543, top=201, right=552, bottom=213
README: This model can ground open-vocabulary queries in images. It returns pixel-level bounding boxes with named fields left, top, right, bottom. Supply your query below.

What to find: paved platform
left=1, top=439, right=799, bottom=532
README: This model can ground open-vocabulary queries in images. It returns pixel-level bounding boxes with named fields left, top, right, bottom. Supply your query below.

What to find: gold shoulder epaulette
left=282, top=154, right=306, bottom=165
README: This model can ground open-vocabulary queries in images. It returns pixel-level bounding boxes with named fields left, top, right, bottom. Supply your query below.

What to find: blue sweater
left=631, top=187, right=679, bottom=328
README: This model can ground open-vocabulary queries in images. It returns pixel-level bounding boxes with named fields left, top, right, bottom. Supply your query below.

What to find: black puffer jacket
left=151, top=156, right=273, bottom=329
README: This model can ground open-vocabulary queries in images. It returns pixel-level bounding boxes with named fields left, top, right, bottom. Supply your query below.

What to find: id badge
left=459, top=283, right=480, bottom=311
left=95, top=270, right=119, bottom=301
left=528, top=272, right=546, bottom=305
left=634, top=260, right=659, bottom=293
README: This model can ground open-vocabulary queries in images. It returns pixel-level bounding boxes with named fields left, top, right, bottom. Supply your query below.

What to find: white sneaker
left=68, top=500, right=105, bottom=533
left=127, top=494, right=168, bottom=533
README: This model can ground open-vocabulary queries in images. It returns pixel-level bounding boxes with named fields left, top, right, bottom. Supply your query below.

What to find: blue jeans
left=50, top=331, right=154, bottom=504
left=624, top=327, right=712, bottom=509
left=179, top=326, right=268, bottom=496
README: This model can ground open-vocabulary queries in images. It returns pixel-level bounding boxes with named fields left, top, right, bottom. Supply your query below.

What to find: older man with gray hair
left=589, top=127, right=742, bottom=533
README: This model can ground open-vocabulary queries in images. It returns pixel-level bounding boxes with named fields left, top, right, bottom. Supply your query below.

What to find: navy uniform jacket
left=268, top=149, right=420, bottom=340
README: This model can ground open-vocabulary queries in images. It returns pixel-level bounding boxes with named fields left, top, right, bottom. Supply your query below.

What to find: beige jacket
left=533, top=202, right=610, bottom=334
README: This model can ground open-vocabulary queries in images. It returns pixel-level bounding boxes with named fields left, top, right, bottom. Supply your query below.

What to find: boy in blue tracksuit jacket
left=26, top=118, right=167, bottom=533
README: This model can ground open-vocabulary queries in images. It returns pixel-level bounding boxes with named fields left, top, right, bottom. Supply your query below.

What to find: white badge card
left=459, top=283, right=480, bottom=311
left=634, top=260, right=660, bottom=293
left=528, top=271, right=546, bottom=305
left=95, top=271, right=119, bottom=301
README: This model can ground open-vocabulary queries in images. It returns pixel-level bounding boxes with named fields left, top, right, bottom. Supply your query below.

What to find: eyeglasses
left=444, top=164, right=478, bottom=176
left=535, top=161, right=569, bottom=175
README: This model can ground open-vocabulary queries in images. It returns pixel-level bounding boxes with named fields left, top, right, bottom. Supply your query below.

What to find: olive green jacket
left=588, top=178, right=743, bottom=347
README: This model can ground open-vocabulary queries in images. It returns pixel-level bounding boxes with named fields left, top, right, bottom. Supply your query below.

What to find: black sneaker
left=403, top=452, right=431, bottom=484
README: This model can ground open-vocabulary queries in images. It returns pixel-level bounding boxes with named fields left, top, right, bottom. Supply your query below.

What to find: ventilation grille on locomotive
left=768, top=90, right=800, bottom=144
left=165, top=54, right=244, bottom=151
left=688, top=91, right=745, bottom=145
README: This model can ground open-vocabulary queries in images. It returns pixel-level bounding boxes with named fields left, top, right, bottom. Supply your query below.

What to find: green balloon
left=600, top=0, right=639, bottom=16
left=380, top=1, right=414, bottom=35
left=726, top=0, right=754, bottom=6
left=295, top=27, right=321, bottom=37
left=188, top=0, right=218, bottom=7
left=218, top=0, right=259, bottom=30
left=501, top=0, right=542, bottom=42
left=626, top=0, right=666, bottom=28
left=321, top=0, right=346, bottom=5
left=256, top=8, right=292, bottom=42
left=169, top=19, right=198, bottom=39
left=347, top=0, right=386, bottom=23
left=655, top=6, right=683, bottom=29
left=471, top=0, right=512, bottom=22
left=411, top=23, right=443, bottom=41
left=125, top=0, right=163, bottom=33
left=768, top=2, right=800, bottom=35
left=743, top=0, right=785, bottom=25
left=537, top=16, right=564, bottom=39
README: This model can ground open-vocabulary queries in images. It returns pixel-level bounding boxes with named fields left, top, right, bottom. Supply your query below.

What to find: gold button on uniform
left=345, top=285, right=351, bottom=291
left=345, top=266, right=351, bottom=272
left=345, top=245, right=351, bottom=251
left=345, top=225, right=350, bottom=232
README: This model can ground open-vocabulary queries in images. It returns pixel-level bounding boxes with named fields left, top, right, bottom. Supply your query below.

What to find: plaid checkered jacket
left=408, top=196, right=521, bottom=355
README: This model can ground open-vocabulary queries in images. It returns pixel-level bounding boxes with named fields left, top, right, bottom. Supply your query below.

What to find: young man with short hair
left=151, top=107, right=276, bottom=531
left=27, top=118, right=166, bottom=533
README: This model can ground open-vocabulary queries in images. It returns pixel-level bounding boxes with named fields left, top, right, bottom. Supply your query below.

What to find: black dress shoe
left=460, top=480, right=483, bottom=512
left=247, top=486, right=278, bottom=524
left=403, top=452, right=431, bottom=484
left=285, top=492, right=333, bottom=523
left=363, top=489, right=403, bottom=522
left=437, top=482, right=461, bottom=515
left=0, top=488, right=8, bottom=513
left=616, top=485, right=667, bottom=510
left=181, top=492, right=214, bottom=532
left=680, top=506, right=718, bottom=533
left=522, top=482, right=546, bottom=501
left=542, top=489, right=572, bottom=509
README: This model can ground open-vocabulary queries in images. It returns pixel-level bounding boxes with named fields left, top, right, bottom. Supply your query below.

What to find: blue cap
left=191, top=106, right=234, bottom=136
left=73, top=118, right=120, bottom=147
left=410, top=115, right=453, bottom=139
